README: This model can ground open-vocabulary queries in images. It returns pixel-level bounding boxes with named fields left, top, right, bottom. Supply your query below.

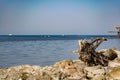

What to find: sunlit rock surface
left=0, top=49, right=120, bottom=80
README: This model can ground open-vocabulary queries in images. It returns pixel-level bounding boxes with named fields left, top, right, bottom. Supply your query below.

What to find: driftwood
left=76, top=38, right=117, bottom=66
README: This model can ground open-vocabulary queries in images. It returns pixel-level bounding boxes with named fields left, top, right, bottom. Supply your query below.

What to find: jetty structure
left=109, top=26, right=120, bottom=38
left=115, top=26, right=120, bottom=38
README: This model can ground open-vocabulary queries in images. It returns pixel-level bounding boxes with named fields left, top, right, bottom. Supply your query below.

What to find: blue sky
left=0, top=0, right=120, bottom=35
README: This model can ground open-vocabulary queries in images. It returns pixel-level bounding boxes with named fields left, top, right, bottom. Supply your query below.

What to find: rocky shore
left=0, top=49, right=120, bottom=80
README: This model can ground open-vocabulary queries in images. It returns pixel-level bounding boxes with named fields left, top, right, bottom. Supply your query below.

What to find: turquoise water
left=0, top=35, right=119, bottom=68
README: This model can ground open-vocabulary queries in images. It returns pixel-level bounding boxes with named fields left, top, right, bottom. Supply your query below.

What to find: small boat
left=8, top=34, right=12, bottom=36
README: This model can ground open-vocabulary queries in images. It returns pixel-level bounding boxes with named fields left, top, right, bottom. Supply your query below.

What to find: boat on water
left=8, top=34, right=13, bottom=36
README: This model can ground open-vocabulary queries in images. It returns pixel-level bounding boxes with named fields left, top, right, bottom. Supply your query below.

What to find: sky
left=0, top=0, right=120, bottom=35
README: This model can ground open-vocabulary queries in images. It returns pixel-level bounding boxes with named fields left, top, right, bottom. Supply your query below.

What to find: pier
left=109, top=26, right=120, bottom=38
left=115, top=26, right=120, bottom=38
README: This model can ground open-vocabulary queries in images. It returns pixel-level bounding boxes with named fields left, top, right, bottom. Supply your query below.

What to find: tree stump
left=77, top=38, right=111, bottom=66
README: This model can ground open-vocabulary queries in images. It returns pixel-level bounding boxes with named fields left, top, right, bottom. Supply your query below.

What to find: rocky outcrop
left=0, top=49, right=120, bottom=80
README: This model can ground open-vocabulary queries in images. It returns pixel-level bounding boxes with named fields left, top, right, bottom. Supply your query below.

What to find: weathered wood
left=77, top=38, right=112, bottom=66
left=90, top=38, right=107, bottom=49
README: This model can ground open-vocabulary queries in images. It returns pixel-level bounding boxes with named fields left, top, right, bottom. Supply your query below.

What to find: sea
left=0, top=35, right=120, bottom=68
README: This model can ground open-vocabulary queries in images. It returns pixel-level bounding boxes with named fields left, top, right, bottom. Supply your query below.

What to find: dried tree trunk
left=78, top=38, right=109, bottom=66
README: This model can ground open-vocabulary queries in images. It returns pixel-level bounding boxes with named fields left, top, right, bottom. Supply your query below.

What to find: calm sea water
left=0, top=35, right=119, bottom=68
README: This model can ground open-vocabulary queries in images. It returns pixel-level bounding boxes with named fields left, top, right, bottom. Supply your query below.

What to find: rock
left=92, top=75, right=106, bottom=80
left=107, top=67, right=120, bottom=80
left=108, top=61, right=120, bottom=67
left=99, top=49, right=117, bottom=60
left=65, top=65, right=77, bottom=73
left=84, top=65, right=106, bottom=79
left=115, top=50, right=120, bottom=58
left=0, top=69, right=8, bottom=79
left=54, top=60, right=85, bottom=79
left=53, top=60, right=73, bottom=69
left=72, top=50, right=79, bottom=54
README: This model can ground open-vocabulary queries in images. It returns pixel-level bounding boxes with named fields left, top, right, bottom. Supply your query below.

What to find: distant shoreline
left=0, top=35, right=118, bottom=41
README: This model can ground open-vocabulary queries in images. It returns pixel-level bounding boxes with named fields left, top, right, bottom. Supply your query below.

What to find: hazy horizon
left=0, top=0, right=120, bottom=35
